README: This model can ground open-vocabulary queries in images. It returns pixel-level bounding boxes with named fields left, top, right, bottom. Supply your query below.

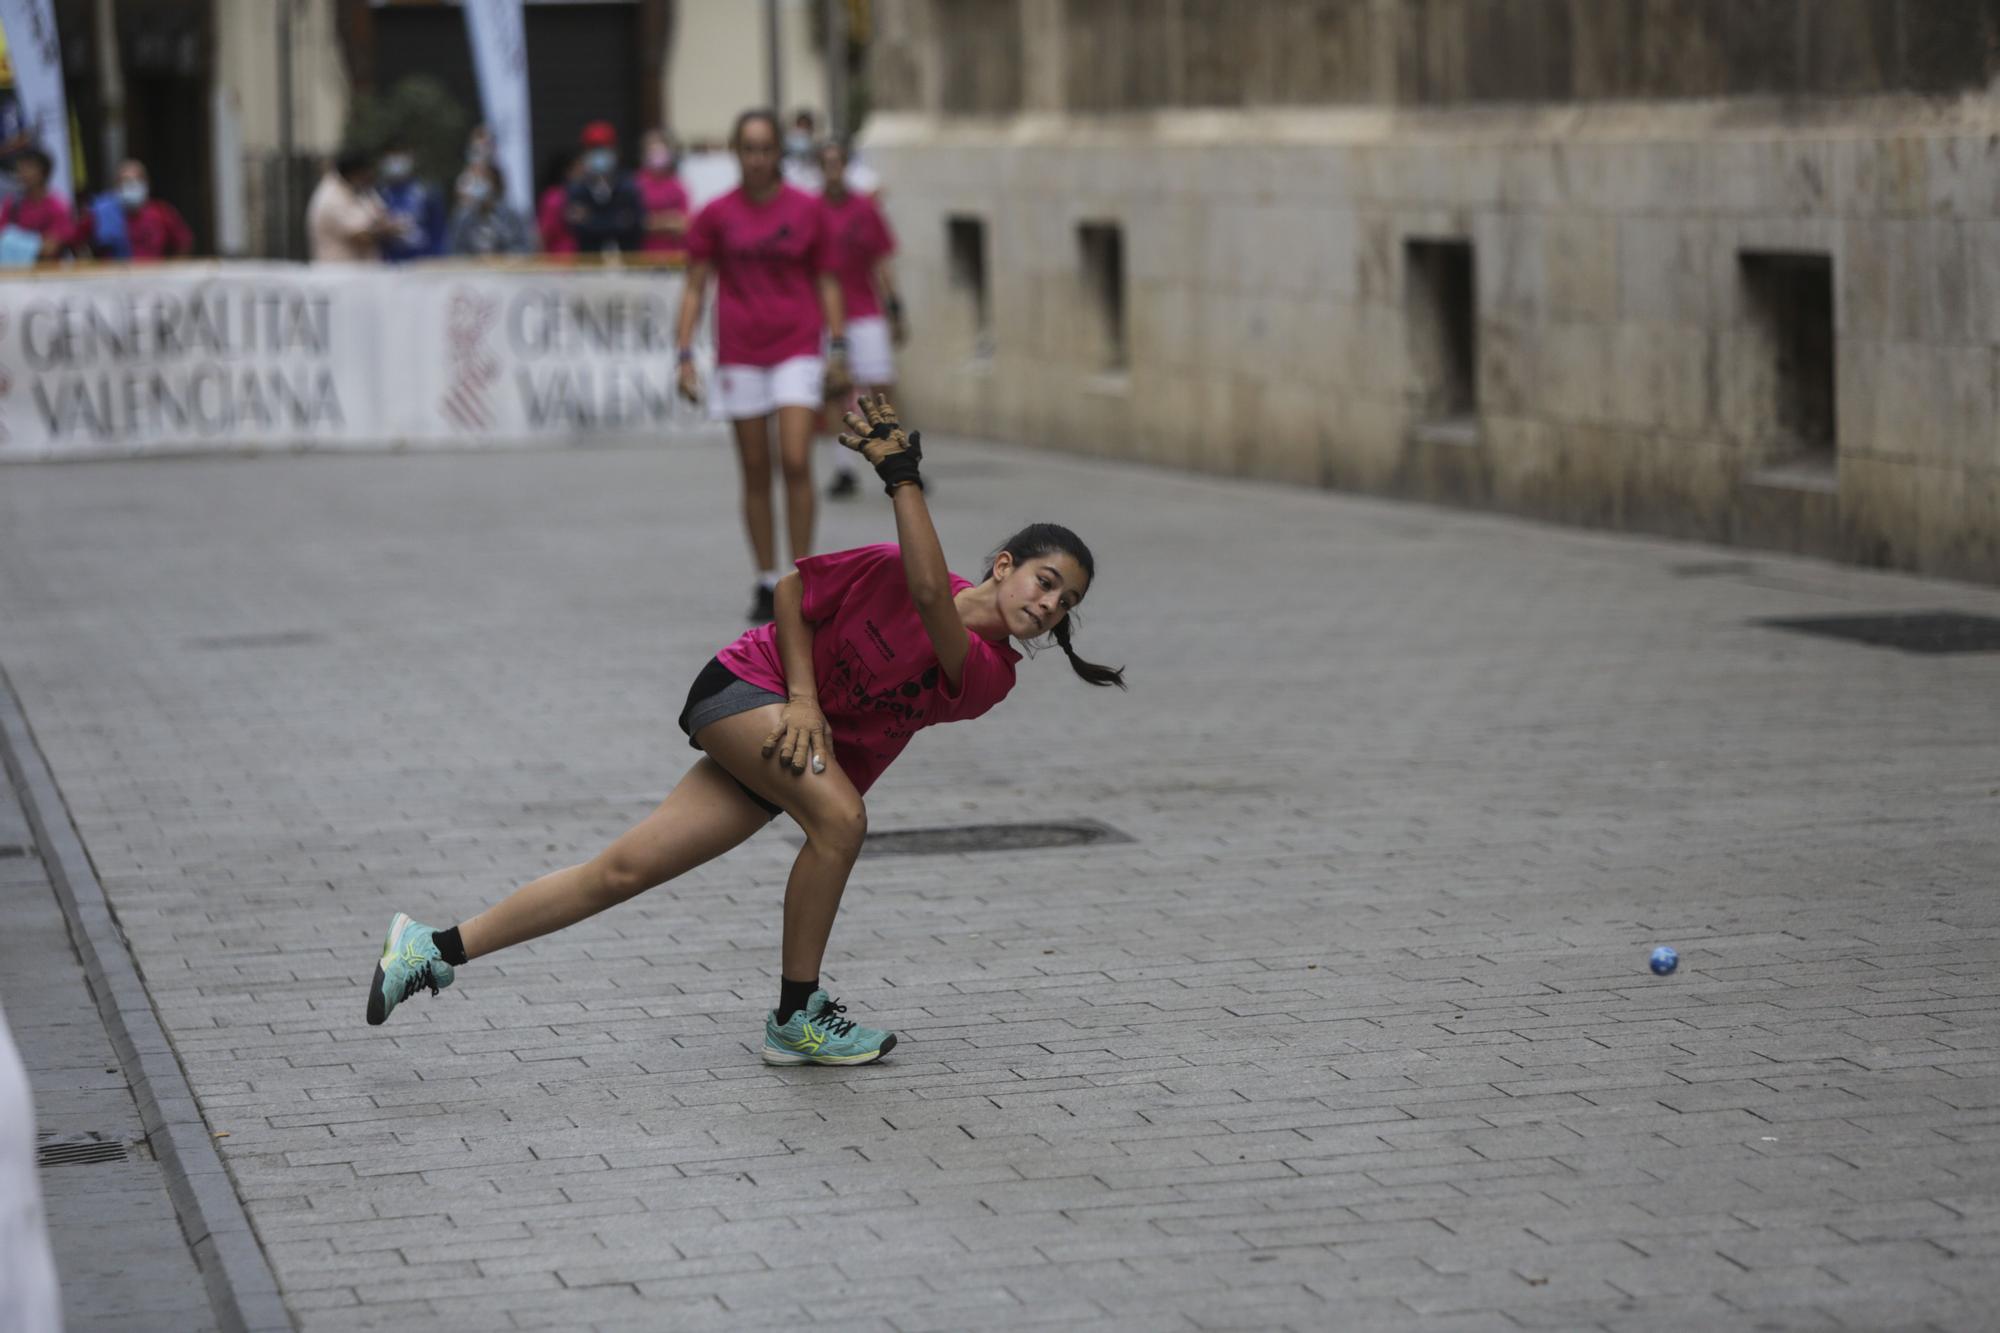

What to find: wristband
left=676, top=348, right=694, bottom=365
left=874, top=429, right=923, bottom=494
left=886, top=297, right=904, bottom=318
left=828, top=336, right=849, bottom=355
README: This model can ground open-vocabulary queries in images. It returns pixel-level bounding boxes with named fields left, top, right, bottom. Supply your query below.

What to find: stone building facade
left=863, top=1, right=2000, bottom=584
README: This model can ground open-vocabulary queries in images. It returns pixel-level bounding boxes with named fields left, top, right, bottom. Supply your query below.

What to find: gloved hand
left=837, top=392, right=924, bottom=494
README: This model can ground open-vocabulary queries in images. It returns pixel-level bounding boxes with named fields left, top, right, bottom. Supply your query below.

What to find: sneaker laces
left=811, top=996, right=858, bottom=1037
left=398, top=962, right=440, bottom=1003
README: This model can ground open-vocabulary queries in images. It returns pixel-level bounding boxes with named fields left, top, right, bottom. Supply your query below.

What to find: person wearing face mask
left=79, top=158, right=194, bottom=261
left=446, top=161, right=531, bottom=257
left=563, top=120, right=643, bottom=255
left=376, top=139, right=445, bottom=263
left=634, top=128, right=689, bottom=263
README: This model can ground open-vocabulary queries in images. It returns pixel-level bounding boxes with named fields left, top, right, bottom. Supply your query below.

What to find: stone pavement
left=0, top=430, right=1997, bottom=1332
left=1, top=744, right=215, bottom=1329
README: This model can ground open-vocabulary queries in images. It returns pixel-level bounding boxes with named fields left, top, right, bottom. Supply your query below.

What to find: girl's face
left=818, top=144, right=847, bottom=189
left=991, top=550, right=1088, bottom=642
left=735, top=119, right=780, bottom=189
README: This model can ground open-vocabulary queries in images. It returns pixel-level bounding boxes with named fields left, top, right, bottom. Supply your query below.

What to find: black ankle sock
left=432, top=926, right=468, bottom=967
left=777, top=975, right=819, bottom=1024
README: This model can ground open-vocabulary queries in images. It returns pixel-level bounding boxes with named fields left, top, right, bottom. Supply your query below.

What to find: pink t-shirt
left=537, top=184, right=576, bottom=256
left=715, top=543, right=1021, bottom=795
left=635, top=170, right=690, bottom=257
left=686, top=184, right=834, bottom=367
left=818, top=191, right=894, bottom=320
left=0, top=192, right=73, bottom=244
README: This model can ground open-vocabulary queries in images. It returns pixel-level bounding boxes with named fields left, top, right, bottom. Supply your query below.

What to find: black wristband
left=874, top=429, right=923, bottom=494
left=877, top=454, right=923, bottom=494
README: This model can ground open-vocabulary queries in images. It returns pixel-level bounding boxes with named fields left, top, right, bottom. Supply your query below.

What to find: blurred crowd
left=0, top=146, right=194, bottom=265
left=308, top=108, right=881, bottom=267
left=0, top=106, right=880, bottom=270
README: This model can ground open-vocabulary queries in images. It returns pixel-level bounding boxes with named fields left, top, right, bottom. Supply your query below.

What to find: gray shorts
left=678, top=657, right=787, bottom=817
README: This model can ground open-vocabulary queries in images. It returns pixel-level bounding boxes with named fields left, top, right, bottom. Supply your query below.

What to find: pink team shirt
left=715, top=544, right=1021, bottom=795
left=819, top=191, right=895, bottom=320
left=635, top=170, right=690, bottom=258
left=686, top=183, right=834, bottom=367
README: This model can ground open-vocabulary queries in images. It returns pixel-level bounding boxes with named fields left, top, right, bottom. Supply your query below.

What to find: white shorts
left=711, top=355, right=825, bottom=422
left=833, top=315, right=895, bottom=388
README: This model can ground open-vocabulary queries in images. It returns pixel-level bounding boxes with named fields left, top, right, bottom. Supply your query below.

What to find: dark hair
left=17, top=146, right=51, bottom=178
left=333, top=148, right=372, bottom=181
left=732, top=108, right=781, bottom=147
left=985, top=523, right=1126, bottom=690
left=539, top=146, right=578, bottom=195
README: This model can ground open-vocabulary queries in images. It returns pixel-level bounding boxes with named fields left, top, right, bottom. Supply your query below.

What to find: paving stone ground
left=0, top=430, right=1998, bottom=1332
left=1, top=754, right=215, bottom=1331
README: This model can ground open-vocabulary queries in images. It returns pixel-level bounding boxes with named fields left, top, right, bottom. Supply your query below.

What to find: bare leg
left=732, top=415, right=776, bottom=573
left=696, top=705, right=866, bottom=981
left=775, top=404, right=817, bottom=564
left=455, top=758, right=773, bottom=961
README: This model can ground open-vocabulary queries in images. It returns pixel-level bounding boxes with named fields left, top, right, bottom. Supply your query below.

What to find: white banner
left=462, top=0, right=534, bottom=220
left=0, top=0, right=71, bottom=204
left=0, top=263, right=712, bottom=460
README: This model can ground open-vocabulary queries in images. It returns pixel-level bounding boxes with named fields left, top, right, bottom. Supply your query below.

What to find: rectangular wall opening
left=1740, top=251, right=1836, bottom=467
left=946, top=215, right=990, bottom=356
left=1404, top=239, right=1478, bottom=424
left=1078, top=221, right=1127, bottom=372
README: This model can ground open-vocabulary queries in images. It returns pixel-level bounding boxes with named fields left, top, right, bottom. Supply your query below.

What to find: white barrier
left=0, top=262, right=712, bottom=461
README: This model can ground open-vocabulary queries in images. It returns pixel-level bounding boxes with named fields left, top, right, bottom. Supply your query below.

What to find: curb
left=0, top=668, right=294, bottom=1333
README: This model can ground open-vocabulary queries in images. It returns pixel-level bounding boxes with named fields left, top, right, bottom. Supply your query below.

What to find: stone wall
left=864, top=99, right=2000, bottom=582
left=872, top=0, right=2000, bottom=113
left=862, top=0, right=2000, bottom=583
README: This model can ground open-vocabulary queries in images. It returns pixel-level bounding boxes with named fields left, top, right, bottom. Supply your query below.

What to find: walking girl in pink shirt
left=362, top=396, right=1123, bottom=1065
left=676, top=109, right=853, bottom=624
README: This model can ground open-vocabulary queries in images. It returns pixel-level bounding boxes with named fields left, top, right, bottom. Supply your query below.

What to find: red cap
left=580, top=120, right=617, bottom=148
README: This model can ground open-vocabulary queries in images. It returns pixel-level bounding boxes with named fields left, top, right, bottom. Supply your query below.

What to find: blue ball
left=1649, top=946, right=1679, bottom=976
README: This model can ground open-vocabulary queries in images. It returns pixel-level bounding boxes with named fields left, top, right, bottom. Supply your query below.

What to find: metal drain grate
left=36, top=1134, right=130, bottom=1167
left=858, top=819, right=1132, bottom=857
left=186, top=630, right=324, bottom=651
left=1758, top=611, right=2000, bottom=655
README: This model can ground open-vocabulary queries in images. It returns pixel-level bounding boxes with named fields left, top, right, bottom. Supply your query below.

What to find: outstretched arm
left=838, top=395, right=969, bottom=689
left=888, top=479, right=968, bottom=689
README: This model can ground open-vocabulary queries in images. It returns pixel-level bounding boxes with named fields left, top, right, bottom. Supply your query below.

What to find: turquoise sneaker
left=366, top=912, right=455, bottom=1026
left=762, top=990, right=897, bottom=1065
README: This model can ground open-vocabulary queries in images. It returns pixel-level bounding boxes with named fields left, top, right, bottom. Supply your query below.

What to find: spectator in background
left=537, top=146, right=582, bottom=256
left=0, top=1004, right=62, bottom=1333
left=635, top=128, right=689, bottom=262
left=782, top=108, right=817, bottom=181
left=307, top=149, right=398, bottom=263
left=465, top=123, right=496, bottom=168
left=0, top=147, right=72, bottom=265
left=79, top=158, right=194, bottom=261
left=447, top=160, right=532, bottom=257
left=815, top=138, right=903, bottom=498
left=566, top=121, right=643, bottom=254
left=376, top=139, right=446, bottom=262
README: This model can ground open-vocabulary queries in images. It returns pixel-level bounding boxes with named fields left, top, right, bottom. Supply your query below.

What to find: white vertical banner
left=0, top=0, right=71, bottom=203
left=462, top=0, right=533, bottom=219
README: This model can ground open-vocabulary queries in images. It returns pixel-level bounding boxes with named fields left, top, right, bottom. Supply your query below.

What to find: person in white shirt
left=0, top=1002, right=62, bottom=1333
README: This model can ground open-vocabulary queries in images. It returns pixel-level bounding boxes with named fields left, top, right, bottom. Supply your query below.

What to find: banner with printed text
left=0, top=264, right=707, bottom=460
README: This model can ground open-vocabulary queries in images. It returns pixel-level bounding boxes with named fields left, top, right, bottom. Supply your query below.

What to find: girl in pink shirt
left=362, top=397, right=1123, bottom=1066
left=675, top=109, right=852, bottom=626
left=535, top=148, right=581, bottom=257
left=634, top=129, right=690, bottom=261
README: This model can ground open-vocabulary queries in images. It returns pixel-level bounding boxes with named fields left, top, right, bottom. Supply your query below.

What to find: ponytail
left=1052, top=615, right=1125, bottom=690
